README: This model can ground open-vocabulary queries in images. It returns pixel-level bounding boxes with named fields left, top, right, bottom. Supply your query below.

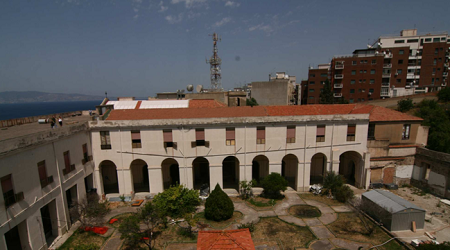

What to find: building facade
left=304, top=29, right=449, bottom=104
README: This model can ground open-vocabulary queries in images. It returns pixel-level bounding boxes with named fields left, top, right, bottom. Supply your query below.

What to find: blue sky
left=0, top=0, right=449, bottom=97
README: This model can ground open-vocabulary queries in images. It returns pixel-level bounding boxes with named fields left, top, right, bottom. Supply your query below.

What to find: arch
left=99, top=160, right=119, bottom=194
left=193, top=157, right=210, bottom=190
left=130, top=159, right=149, bottom=193
left=252, top=155, right=269, bottom=185
left=282, top=154, right=298, bottom=190
left=161, top=158, right=180, bottom=190
left=310, top=153, right=327, bottom=185
left=339, top=151, right=363, bottom=186
left=223, top=156, right=240, bottom=190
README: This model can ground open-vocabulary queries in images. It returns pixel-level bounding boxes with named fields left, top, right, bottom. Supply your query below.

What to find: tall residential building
left=303, top=29, right=449, bottom=104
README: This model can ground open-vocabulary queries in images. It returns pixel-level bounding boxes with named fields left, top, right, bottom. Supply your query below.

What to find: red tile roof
left=106, top=104, right=423, bottom=122
left=197, top=229, right=255, bottom=250
left=189, top=99, right=227, bottom=108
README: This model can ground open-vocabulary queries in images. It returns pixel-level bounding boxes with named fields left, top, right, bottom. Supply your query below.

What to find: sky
left=0, top=0, right=449, bottom=98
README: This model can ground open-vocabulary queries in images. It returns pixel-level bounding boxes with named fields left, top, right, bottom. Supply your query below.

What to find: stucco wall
left=251, top=80, right=289, bottom=106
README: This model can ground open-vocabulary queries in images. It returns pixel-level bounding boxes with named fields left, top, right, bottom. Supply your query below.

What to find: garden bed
left=289, top=205, right=321, bottom=218
left=298, top=193, right=342, bottom=206
left=251, top=217, right=316, bottom=250
left=109, top=212, right=135, bottom=228
left=194, top=211, right=243, bottom=229
left=328, top=213, right=405, bottom=250
left=57, top=230, right=107, bottom=250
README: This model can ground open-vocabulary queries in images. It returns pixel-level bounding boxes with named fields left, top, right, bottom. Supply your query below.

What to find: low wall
left=0, top=111, right=83, bottom=128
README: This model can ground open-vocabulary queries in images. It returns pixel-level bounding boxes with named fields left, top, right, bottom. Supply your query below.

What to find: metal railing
left=334, top=84, right=343, bottom=88
left=382, top=73, right=391, bottom=78
left=333, top=93, right=343, bottom=97
left=383, top=64, right=392, bottom=68
left=334, top=74, right=344, bottom=79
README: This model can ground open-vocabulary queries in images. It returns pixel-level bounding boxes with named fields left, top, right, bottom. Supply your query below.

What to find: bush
left=335, top=185, right=354, bottom=203
left=397, top=98, right=414, bottom=112
left=437, top=87, right=450, bottom=102
left=238, top=222, right=255, bottom=232
left=153, top=185, right=200, bottom=218
left=260, top=173, right=288, bottom=199
left=323, top=171, right=344, bottom=195
left=239, top=180, right=256, bottom=200
left=205, top=184, right=234, bottom=222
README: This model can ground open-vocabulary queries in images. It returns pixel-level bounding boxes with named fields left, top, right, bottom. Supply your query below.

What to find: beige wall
left=373, top=122, right=422, bottom=144
left=251, top=80, right=289, bottom=106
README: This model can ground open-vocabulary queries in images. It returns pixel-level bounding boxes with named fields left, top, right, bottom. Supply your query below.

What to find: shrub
left=437, top=87, right=450, bottom=102
left=322, top=171, right=344, bottom=195
left=153, top=185, right=200, bottom=218
left=239, top=180, right=256, bottom=200
left=205, top=184, right=234, bottom=221
left=238, top=222, right=255, bottom=232
left=335, top=185, right=354, bottom=203
left=260, top=173, right=288, bottom=199
left=397, top=98, right=414, bottom=112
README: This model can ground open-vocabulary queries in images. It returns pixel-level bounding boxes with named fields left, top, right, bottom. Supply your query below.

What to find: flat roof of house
left=197, top=229, right=255, bottom=250
left=362, top=189, right=425, bottom=213
left=106, top=99, right=226, bottom=110
left=106, top=104, right=423, bottom=122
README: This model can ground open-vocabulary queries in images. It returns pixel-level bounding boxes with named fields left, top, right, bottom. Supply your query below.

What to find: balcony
left=333, top=93, right=343, bottom=98
left=384, top=53, right=393, bottom=58
left=380, top=89, right=390, bottom=97
left=334, top=74, right=344, bottom=79
left=381, top=82, right=390, bottom=87
left=443, top=72, right=448, bottom=77
left=335, top=64, right=344, bottom=70
left=407, top=74, right=420, bottom=79
left=383, top=64, right=392, bottom=68
left=334, top=83, right=343, bottom=88
left=382, top=73, right=391, bottom=78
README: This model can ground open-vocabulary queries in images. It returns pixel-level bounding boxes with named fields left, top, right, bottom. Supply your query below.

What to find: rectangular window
left=100, top=131, right=111, bottom=150
left=368, top=124, right=375, bottom=139
left=370, top=79, right=375, bottom=84
left=369, top=88, right=374, bottom=93
left=352, top=61, right=357, bottom=65
left=309, top=89, right=315, bottom=92
left=131, top=130, right=142, bottom=148
left=407, top=39, right=419, bottom=43
left=433, top=59, right=437, bottom=65
left=82, top=144, right=89, bottom=163
left=371, top=60, right=376, bottom=64
left=351, top=70, right=356, bottom=75
left=350, top=89, right=355, bottom=94
left=433, top=37, right=440, bottom=42
left=398, top=59, right=403, bottom=64
left=38, top=161, right=53, bottom=188
left=286, top=126, right=295, bottom=143
left=349, top=99, right=354, bottom=103
left=320, top=73, right=327, bottom=77
left=163, top=130, right=174, bottom=147
left=309, top=81, right=315, bottom=85
left=347, top=124, right=356, bottom=141
left=370, top=69, right=375, bottom=74
left=397, top=69, right=402, bottom=74
left=226, top=128, right=235, bottom=146
left=350, top=80, right=355, bottom=84
left=310, top=74, right=315, bottom=77
left=316, top=125, right=325, bottom=142
left=63, top=151, right=74, bottom=175
left=396, top=79, right=401, bottom=84
left=257, top=127, right=265, bottom=144
left=435, top=48, right=439, bottom=55
left=1, top=174, right=21, bottom=208
left=195, top=128, right=205, bottom=146
left=402, top=124, right=411, bottom=140
left=395, top=40, right=405, bottom=44
left=399, top=50, right=404, bottom=55
left=425, top=38, right=432, bottom=42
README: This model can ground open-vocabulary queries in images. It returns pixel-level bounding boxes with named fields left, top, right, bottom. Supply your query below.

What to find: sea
left=0, top=100, right=102, bottom=120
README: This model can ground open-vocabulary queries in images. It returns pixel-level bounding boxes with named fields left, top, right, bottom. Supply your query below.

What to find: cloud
left=158, top=1, right=168, bottom=12
left=213, top=17, right=231, bottom=27
left=248, top=23, right=273, bottom=33
left=171, top=0, right=207, bottom=8
left=224, top=1, right=240, bottom=7
left=165, top=13, right=183, bottom=24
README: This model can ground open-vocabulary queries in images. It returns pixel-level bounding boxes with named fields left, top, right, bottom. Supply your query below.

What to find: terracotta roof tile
left=197, top=229, right=255, bottom=250
left=368, top=106, right=422, bottom=122
left=189, top=99, right=227, bottom=108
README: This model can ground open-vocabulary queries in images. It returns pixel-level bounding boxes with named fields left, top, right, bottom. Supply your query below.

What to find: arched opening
left=339, top=151, right=362, bottom=186
left=193, top=157, right=210, bottom=190
left=131, top=159, right=149, bottom=193
left=252, top=155, right=269, bottom=186
left=310, top=153, right=327, bottom=185
left=282, top=154, right=298, bottom=190
left=162, top=158, right=180, bottom=190
left=99, top=160, right=119, bottom=194
left=223, top=156, right=240, bottom=190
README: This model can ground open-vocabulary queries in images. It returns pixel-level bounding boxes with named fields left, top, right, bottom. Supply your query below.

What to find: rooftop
left=106, top=99, right=226, bottom=110
left=197, top=229, right=255, bottom=250
left=363, top=189, right=425, bottom=213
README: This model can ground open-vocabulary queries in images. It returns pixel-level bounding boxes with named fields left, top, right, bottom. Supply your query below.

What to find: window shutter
left=131, top=131, right=141, bottom=140
left=64, top=152, right=70, bottom=169
left=163, top=130, right=173, bottom=142
left=287, top=126, right=295, bottom=139
left=226, top=128, right=235, bottom=140
left=82, top=144, right=87, bottom=154
left=347, top=125, right=356, bottom=135
left=1, top=176, right=13, bottom=193
left=38, top=161, right=47, bottom=180
left=196, top=129, right=205, bottom=140
left=257, top=127, right=265, bottom=139
left=317, top=126, right=325, bottom=136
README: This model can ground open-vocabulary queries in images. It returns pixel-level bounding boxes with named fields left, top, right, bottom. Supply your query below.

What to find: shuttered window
left=82, top=144, right=89, bottom=163
left=402, top=124, right=411, bottom=140
left=347, top=125, right=356, bottom=141
left=287, top=126, right=295, bottom=143
left=64, top=151, right=71, bottom=171
left=163, top=130, right=174, bottom=147
left=257, top=127, right=265, bottom=144
left=1, top=175, right=15, bottom=207
left=226, top=128, right=235, bottom=146
left=196, top=128, right=205, bottom=146
left=38, top=161, right=53, bottom=188
left=131, top=130, right=141, bottom=148
left=100, top=131, right=111, bottom=150
left=316, top=125, right=325, bottom=142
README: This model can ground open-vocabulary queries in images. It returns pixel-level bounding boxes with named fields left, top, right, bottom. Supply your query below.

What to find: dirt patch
left=107, top=201, right=131, bottom=210
left=251, top=217, right=316, bottom=250
left=57, top=230, right=106, bottom=250
left=195, top=211, right=243, bottom=230
left=289, top=205, right=321, bottom=218
left=328, top=213, right=405, bottom=250
left=299, top=193, right=343, bottom=206
left=392, top=186, right=450, bottom=223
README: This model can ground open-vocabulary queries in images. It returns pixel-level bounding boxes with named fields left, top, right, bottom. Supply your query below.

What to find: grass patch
left=410, top=187, right=431, bottom=196
left=57, top=230, right=106, bottom=250
left=248, top=196, right=276, bottom=207
left=289, top=205, right=321, bottom=218
left=251, top=217, right=316, bottom=250
left=328, top=213, right=405, bottom=250
left=110, top=212, right=135, bottom=228
left=195, top=211, right=243, bottom=229
left=298, top=193, right=343, bottom=206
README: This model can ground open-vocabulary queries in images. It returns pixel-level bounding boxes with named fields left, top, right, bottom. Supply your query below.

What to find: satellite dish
left=196, top=85, right=203, bottom=93
left=187, top=85, right=194, bottom=92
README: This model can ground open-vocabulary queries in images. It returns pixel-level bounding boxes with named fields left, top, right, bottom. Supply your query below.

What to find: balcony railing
left=334, top=74, right=344, bottom=79
left=443, top=72, right=448, bottom=77
left=333, top=93, right=343, bottom=98
left=383, top=64, right=392, bottom=68
left=384, top=54, right=393, bottom=58
left=335, top=64, right=344, bottom=70
left=381, top=82, right=390, bottom=87
left=382, top=73, right=391, bottom=78
left=380, top=90, right=390, bottom=97
left=334, top=83, right=343, bottom=88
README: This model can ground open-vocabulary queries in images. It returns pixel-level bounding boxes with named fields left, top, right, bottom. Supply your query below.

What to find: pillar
left=209, top=164, right=222, bottom=189
left=149, top=167, right=163, bottom=194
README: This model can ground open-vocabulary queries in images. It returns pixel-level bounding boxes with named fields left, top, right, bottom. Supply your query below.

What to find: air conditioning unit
left=395, top=73, right=399, bottom=76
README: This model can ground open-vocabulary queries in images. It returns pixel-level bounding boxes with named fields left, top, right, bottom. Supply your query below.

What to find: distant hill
left=0, top=91, right=106, bottom=104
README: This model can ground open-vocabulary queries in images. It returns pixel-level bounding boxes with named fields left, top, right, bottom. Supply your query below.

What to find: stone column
left=209, top=164, right=222, bottom=189
left=149, top=167, right=163, bottom=194
left=179, top=165, right=193, bottom=189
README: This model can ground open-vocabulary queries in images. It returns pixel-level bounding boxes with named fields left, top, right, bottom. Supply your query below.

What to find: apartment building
left=304, top=29, right=450, bottom=104
left=251, top=72, right=298, bottom=106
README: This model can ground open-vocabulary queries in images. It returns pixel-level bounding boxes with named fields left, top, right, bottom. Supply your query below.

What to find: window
left=396, top=79, right=401, bottom=84
left=359, top=70, right=363, bottom=74
left=316, top=125, right=325, bottom=142
left=421, top=162, right=431, bottom=180
left=433, top=59, right=437, bottom=65
left=257, top=127, right=265, bottom=144
left=433, top=68, right=436, bottom=74
left=435, top=48, right=439, bottom=55
left=350, top=89, right=355, bottom=93
left=370, top=79, right=375, bottom=84
left=226, top=128, right=235, bottom=146
left=438, top=58, right=442, bottom=62
left=349, top=99, right=354, bottom=103
left=38, top=161, right=53, bottom=188
left=371, top=60, right=376, bottom=64
left=394, top=40, right=405, bottom=44
left=1, top=175, right=23, bottom=208
left=368, top=124, right=375, bottom=139
left=425, top=38, right=432, bottom=42
left=432, top=78, right=435, bottom=84
left=402, top=124, right=411, bottom=140
left=360, top=60, right=364, bottom=64
left=352, top=61, right=357, bottom=65
left=310, top=74, right=315, bottom=77
left=100, top=131, right=111, bottom=150
left=433, top=37, right=440, bottom=42
left=320, top=73, right=327, bottom=77
left=398, top=59, right=403, bottom=64
left=195, top=128, right=205, bottom=146
left=358, top=89, right=362, bottom=93
left=309, top=81, right=315, bottom=85
left=399, top=50, right=404, bottom=55
left=63, top=151, right=75, bottom=175
left=350, top=80, right=355, bottom=84
left=309, top=96, right=314, bottom=100
left=286, top=126, right=295, bottom=143
left=364, top=70, right=367, bottom=73
left=351, top=70, right=356, bottom=75
left=163, top=130, right=174, bottom=147
left=407, top=39, right=419, bottom=43
left=369, top=88, right=374, bottom=93
left=347, top=124, right=356, bottom=141
left=309, top=89, right=315, bottom=92
left=370, top=69, right=375, bottom=74
left=359, top=79, right=362, bottom=83
left=131, top=130, right=141, bottom=148
left=397, top=69, right=402, bottom=74
left=82, top=144, right=89, bottom=164
left=436, top=78, right=440, bottom=82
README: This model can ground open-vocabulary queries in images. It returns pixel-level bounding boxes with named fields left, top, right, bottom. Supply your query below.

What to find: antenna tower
left=206, top=33, right=223, bottom=91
